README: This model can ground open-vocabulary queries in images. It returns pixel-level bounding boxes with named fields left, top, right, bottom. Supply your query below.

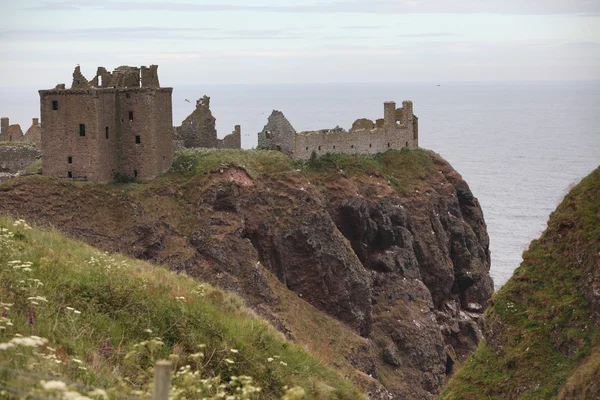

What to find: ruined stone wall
left=293, top=125, right=414, bottom=160
left=257, top=110, right=296, bottom=155
left=0, top=118, right=8, bottom=140
left=0, top=146, right=40, bottom=173
left=217, top=125, right=241, bottom=149
left=118, top=88, right=173, bottom=179
left=177, top=97, right=217, bottom=148
left=259, top=101, right=418, bottom=160
left=23, top=119, right=42, bottom=147
left=95, top=91, right=119, bottom=180
left=176, top=96, right=241, bottom=150
left=40, top=90, right=105, bottom=181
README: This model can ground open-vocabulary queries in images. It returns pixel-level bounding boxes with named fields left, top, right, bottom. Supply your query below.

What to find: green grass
left=295, top=148, right=439, bottom=194
left=0, top=216, right=364, bottom=399
left=440, top=167, right=600, bottom=399
left=170, top=148, right=295, bottom=179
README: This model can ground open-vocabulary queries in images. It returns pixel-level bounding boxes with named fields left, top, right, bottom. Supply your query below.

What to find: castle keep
left=39, top=65, right=173, bottom=181
left=258, top=100, right=418, bottom=159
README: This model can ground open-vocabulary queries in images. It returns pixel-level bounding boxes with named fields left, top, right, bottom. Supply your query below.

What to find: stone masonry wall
left=258, top=101, right=418, bottom=160
left=293, top=124, right=415, bottom=160
left=40, top=90, right=105, bottom=181
left=257, top=110, right=296, bottom=155
left=176, top=96, right=241, bottom=149
left=0, top=146, right=40, bottom=174
left=217, top=125, right=241, bottom=149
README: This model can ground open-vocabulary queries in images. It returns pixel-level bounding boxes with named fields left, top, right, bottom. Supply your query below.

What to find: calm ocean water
left=2, top=81, right=599, bottom=288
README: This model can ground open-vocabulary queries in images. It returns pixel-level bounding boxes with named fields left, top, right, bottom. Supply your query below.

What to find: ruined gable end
left=175, top=95, right=242, bottom=149
left=257, top=110, right=297, bottom=155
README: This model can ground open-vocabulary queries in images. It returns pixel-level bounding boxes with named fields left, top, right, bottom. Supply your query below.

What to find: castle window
left=129, top=111, right=134, bottom=121
left=105, top=126, right=109, bottom=139
left=387, top=143, right=390, bottom=148
left=67, top=156, right=72, bottom=164
left=134, top=169, right=138, bottom=178
left=52, top=101, right=58, bottom=111
left=135, top=135, right=141, bottom=144
left=369, top=143, right=372, bottom=148
left=351, top=144, right=354, bottom=149
left=406, top=141, right=408, bottom=147
left=318, top=146, right=321, bottom=151
left=126, top=93, right=131, bottom=99
left=305, top=147, right=308, bottom=151
left=333, top=145, right=336, bottom=149
left=79, top=124, right=86, bottom=137
left=67, top=171, right=72, bottom=178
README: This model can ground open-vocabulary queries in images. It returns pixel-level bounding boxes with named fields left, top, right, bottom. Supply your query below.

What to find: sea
left=1, top=81, right=599, bottom=289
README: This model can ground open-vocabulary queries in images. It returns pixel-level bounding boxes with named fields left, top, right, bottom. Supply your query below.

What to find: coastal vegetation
left=440, top=167, right=600, bottom=399
left=0, top=216, right=363, bottom=399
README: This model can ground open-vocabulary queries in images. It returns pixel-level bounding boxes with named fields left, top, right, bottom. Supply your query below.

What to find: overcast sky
left=1, top=0, right=599, bottom=86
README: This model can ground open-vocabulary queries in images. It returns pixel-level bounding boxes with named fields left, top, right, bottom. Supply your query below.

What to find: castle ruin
left=175, top=95, right=241, bottom=150
left=258, top=100, right=418, bottom=159
left=39, top=65, right=173, bottom=181
left=0, top=117, right=41, bottom=146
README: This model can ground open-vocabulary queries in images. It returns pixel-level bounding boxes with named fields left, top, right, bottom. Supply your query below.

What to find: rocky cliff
left=441, top=166, right=600, bottom=399
left=0, top=148, right=493, bottom=399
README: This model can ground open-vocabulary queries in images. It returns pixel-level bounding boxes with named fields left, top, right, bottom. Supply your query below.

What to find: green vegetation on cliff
left=441, top=167, right=600, bottom=399
left=0, top=216, right=363, bottom=399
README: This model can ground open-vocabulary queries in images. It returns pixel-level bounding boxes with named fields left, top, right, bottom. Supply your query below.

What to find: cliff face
left=441, top=166, right=600, bottom=399
left=0, top=149, right=493, bottom=399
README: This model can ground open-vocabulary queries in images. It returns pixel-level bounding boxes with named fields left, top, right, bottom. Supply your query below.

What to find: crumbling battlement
left=71, top=64, right=161, bottom=90
left=258, top=101, right=418, bottom=159
left=39, top=65, right=172, bottom=182
left=175, top=95, right=241, bottom=150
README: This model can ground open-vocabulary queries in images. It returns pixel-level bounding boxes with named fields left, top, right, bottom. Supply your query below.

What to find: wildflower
left=73, top=310, right=81, bottom=315
left=224, top=358, right=235, bottom=364
left=72, top=358, right=83, bottom=364
left=267, top=357, right=274, bottom=362
left=41, top=380, right=68, bottom=391
left=102, top=342, right=112, bottom=356
left=230, top=349, right=238, bottom=353
left=2, top=308, right=7, bottom=318
left=87, top=389, right=108, bottom=399
left=280, top=361, right=288, bottom=366
left=66, top=307, right=74, bottom=311
left=28, top=311, right=34, bottom=326
left=144, top=328, right=153, bottom=333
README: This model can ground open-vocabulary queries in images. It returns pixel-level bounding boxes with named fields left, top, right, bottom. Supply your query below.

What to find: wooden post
left=152, top=360, right=171, bottom=400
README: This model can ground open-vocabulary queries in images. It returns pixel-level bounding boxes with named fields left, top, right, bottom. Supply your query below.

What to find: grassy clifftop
left=0, top=216, right=362, bottom=399
left=440, top=167, right=600, bottom=399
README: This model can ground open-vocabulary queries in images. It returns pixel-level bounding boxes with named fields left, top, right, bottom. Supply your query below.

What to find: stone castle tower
left=39, top=65, right=173, bottom=181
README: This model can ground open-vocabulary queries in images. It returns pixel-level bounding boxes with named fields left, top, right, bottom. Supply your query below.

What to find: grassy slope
left=0, top=216, right=363, bottom=399
left=440, top=167, right=600, bottom=399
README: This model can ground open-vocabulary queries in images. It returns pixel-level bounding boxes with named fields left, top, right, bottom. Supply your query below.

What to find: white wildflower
left=41, top=380, right=68, bottom=391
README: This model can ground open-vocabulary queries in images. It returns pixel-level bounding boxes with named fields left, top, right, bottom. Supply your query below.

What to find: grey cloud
left=30, top=0, right=600, bottom=15
left=0, top=27, right=303, bottom=42
left=396, top=32, right=456, bottom=38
